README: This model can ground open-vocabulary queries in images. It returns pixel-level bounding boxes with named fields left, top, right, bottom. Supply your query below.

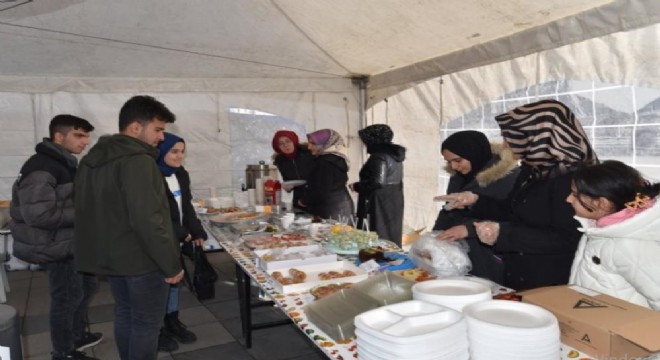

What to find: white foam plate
left=444, top=275, right=503, bottom=294
left=463, top=300, right=558, bottom=330
left=355, top=328, right=462, bottom=354
left=354, top=300, right=465, bottom=343
left=282, top=180, right=307, bottom=187
left=356, top=331, right=467, bottom=357
left=357, top=341, right=459, bottom=360
left=412, top=279, right=491, bottom=296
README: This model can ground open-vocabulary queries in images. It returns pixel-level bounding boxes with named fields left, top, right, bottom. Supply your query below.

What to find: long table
left=204, top=222, right=601, bottom=360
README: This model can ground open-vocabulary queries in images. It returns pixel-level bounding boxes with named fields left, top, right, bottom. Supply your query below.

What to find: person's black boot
left=163, top=311, right=197, bottom=344
left=52, top=350, right=98, bottom=360
left=157, top=328, right=178, bottom=352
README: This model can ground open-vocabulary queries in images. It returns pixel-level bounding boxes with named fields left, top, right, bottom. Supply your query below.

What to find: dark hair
left=572, top=160, right=660, bottom=212
left=118, top=95, right=176, bottom=131
left=49, top=114, right=94, bottom=139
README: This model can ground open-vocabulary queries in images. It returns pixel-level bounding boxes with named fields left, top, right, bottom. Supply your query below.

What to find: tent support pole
left=352, top=76, right=369, bottom=164
left=352, top=76, right=369, bottom=130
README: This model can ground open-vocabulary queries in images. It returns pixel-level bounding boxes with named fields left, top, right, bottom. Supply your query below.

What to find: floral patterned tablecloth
left=205, top=223, right=598, bottom=360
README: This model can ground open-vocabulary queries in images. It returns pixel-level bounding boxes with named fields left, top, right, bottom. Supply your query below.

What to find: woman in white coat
left=567, top=160, right=660, bottom=310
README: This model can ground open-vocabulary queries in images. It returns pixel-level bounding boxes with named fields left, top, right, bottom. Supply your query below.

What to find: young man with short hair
left=10, top=115, right=102, bottom=360
left=74, top=95, right=183, bottom=360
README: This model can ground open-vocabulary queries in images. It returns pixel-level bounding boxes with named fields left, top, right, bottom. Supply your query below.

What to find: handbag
left=193, top=244, right=218, bottom=300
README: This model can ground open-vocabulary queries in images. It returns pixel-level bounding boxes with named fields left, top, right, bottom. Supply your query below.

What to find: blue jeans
left=47, top=259, right=99, bottom=356
left=107, top=271, right=168, bottom=360
left=166, top=285, right=179, bottom=314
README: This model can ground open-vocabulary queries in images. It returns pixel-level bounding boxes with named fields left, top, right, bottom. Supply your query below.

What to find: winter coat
left=303, top=153, right=354, bottom=220
left=273, top=146, right=314, bottom=208
left=353, top=143, right=405, bottom=245
left=74, top=135, right=181, bottom=277
left=164, top=166, right=207, bottom=242
left=569, top=198, right=660, bottom=310
left=433, top=143, right=520, bottom=235
left=9, top=140, right=78, bottom=264
left=470, top=165, right=582, bottom=290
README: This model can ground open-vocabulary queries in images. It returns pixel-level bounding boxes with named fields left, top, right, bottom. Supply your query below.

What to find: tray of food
left=201, top=206, right=243, bottom=215
left=325, top=225, right=402, bottom=254
left=242, top=232, right=313, bottom=250
left=309, top=283, right=354, bottom=300
left=267, top=260, right=368, bottom=294
left=395, top=268, right=438, bottom=282
left=254, top=244, right=337, bottom=271
left=209, top=211, right=269, bottom=225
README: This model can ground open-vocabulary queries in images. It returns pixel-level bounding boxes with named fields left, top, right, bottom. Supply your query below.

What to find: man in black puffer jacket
left=10, top=115, right=101, bottom=360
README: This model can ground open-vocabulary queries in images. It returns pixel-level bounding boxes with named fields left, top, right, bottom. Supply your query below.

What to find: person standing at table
left=300, top=129, right=354, bottom=220
left=567, top=160, right=660, bottom=310
left=438, top=100, right=598, bottom=290
left=75, top=95, right=184, bottom=360
left=350, top=124, right=406, bottom=245
left=155, top=132, right=205, bottom=352
left=271, top=130, right=314, bottom=210
left=10, top=115, right=101, bottom=360
left=433, top=130, right=519, bottom=284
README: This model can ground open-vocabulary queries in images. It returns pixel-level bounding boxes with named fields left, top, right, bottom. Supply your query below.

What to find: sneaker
left=52, top=350, right=99, bottom=360
left=74, top=332, right=103, bottom=351
left=158, top=329, right=178, bottom=352
left=163, top=311, right=197, bottom=344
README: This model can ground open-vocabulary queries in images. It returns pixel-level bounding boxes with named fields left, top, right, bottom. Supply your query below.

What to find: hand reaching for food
left=435, top=225, right=468, bottom=241
left=434, top=191, right=479, bottom=210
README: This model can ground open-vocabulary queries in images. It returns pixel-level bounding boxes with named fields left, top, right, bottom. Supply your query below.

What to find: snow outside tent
left=1, top=0, right=659, bottom=232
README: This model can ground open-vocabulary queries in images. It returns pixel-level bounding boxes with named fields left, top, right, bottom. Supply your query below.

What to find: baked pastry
left=358, top=246, right=386, bottom=262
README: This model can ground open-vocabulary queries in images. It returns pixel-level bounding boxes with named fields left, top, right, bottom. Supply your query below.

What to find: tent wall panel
left=0, top=90, right=360, bottom=201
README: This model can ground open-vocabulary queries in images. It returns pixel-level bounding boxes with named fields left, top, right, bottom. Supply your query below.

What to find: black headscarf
left=441, top=130, right=492, bottom=182
left=358, top=124, right=394, bottom=153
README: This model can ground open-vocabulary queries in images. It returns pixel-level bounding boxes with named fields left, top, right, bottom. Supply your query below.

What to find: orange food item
left=271, top=268, right=307, bottom=285
left=398, top=268, right=437, bottom=282
left=310, top=283, right=353, bottom=299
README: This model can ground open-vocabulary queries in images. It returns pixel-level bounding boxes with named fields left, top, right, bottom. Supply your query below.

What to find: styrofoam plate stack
left=462, top=300, right=560, bottom=360
left=411, top=279, right=491, bottom=311
left=354, top=300, right=469, bottom=360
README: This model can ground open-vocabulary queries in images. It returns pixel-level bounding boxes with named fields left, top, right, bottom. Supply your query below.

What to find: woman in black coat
left=438, top=100, right=598, bottom=290
left=434, top=131, right=520, bottom=284
left=156, top=132, right=207, bottom=350
left=271, top=130, right=314, bottom=210
left=300, top=129, right=354, bottom=220
left=350, top=124, right=406, bottom=246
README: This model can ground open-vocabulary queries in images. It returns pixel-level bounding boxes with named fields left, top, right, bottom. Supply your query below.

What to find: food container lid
left=246, top=161, right=277, bottom=171
left=303, top=288, right=379, bottom=341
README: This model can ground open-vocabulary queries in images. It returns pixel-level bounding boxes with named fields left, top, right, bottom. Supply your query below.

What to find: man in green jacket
left=75, top=95, right=183, bottom=360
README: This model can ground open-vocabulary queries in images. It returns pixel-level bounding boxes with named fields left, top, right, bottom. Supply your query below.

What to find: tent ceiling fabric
left=0, top=0, right=658, bottom=95
left=275, top=0, right=611, bottom=75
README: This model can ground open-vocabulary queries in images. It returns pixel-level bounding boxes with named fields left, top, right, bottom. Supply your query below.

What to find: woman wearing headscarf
left=350, top=124, right=406, bottom=245
left=271, top=130, right=314, bottom=210
left=300, top=129, right=354, bottom=220
left=434, top=130, right=520, bottom=284
left=155, top=132, right=205, bottom=351
left=438, top=100, right=598, bottom=290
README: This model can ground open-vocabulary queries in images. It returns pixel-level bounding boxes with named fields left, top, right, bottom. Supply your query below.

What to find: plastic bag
left=408, top=232, right=471, bottom=277
left=193, top=244, right=218, bottom=300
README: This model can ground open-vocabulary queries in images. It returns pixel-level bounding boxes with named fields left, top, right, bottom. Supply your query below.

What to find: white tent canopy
left=1, top=0, right=660, bottom=230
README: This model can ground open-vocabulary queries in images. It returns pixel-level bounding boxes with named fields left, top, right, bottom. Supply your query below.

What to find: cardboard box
left=520, top=285, right=660, bottom=359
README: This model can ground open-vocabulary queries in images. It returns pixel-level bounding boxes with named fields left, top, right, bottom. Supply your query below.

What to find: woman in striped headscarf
left=437, top=100, right=598, bottom=290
